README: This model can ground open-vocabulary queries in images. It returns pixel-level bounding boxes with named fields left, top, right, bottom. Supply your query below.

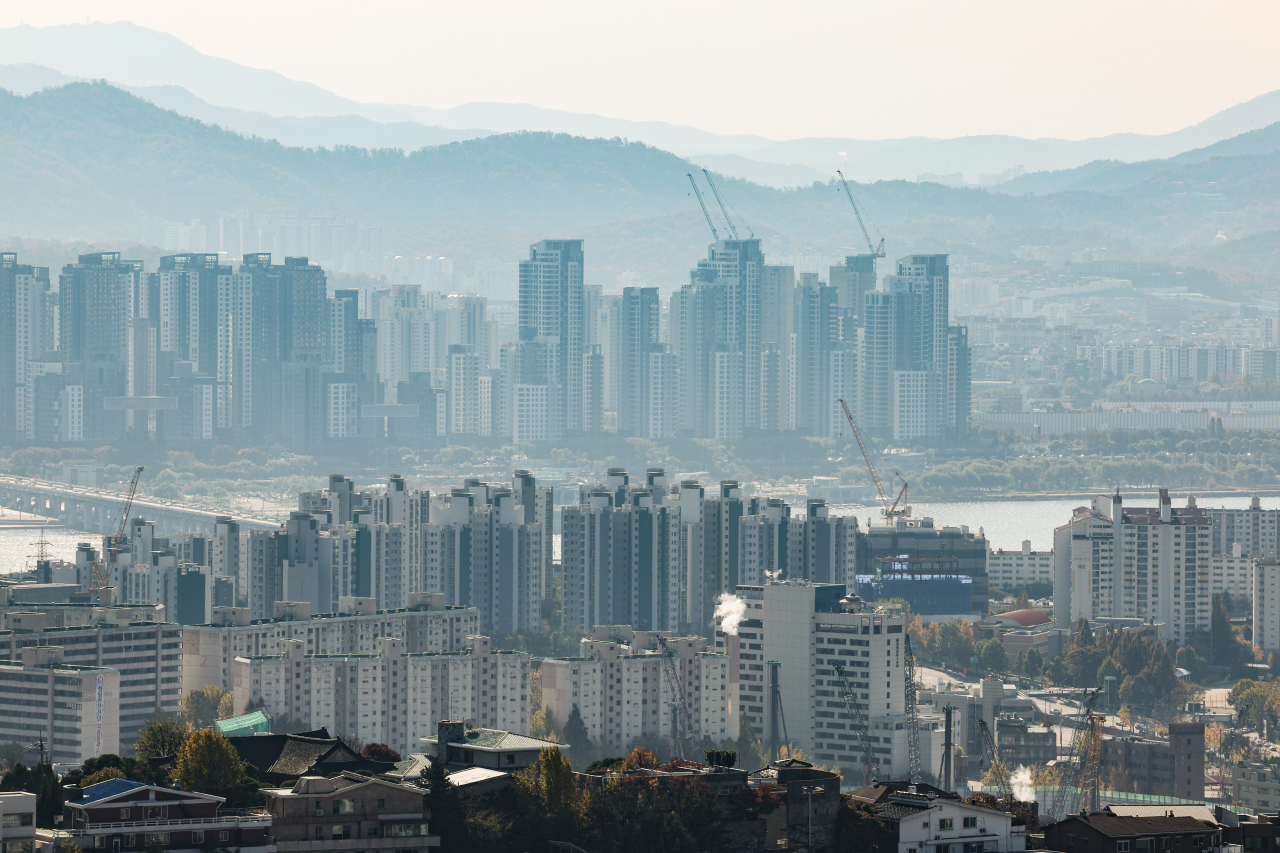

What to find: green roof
left=215, top=709, right=272, bottom=737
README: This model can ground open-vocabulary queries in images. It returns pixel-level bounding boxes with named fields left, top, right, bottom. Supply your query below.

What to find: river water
left=3, top=492, right=1279, bottom=577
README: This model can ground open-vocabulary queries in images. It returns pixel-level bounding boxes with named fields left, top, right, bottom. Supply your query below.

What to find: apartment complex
left=987, top=540, right=1054, bottom=592
left=541, top=625, right=731, bottom=754
left=1254, top=559, right=1280, bottom=652
left=0, top=609, right=182, bottom=751
left=181, top=594, right=480, bottom=694
left=1054, top=489, right=1211, bottom=644
left=234, top=634, right=529, bottom=757
left=0, top=646, right=120, bottom=764
left=1098, top=723, right=1205, bottom=800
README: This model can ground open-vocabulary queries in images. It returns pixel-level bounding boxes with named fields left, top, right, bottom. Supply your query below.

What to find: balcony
left=84, top=814, right=272, bottom=831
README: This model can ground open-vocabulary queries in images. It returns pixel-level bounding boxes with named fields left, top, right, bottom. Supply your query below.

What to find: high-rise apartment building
left=1054, top=489, right=1211, bottom=644
left=518, top=239, right=585, bottom=439
left=859, top=254, right=969, bottom=440
left=0, top=254, right=52, bottom=443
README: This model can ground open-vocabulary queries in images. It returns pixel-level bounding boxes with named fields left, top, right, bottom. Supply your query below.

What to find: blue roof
left=76, top=777, right=147, bottom=804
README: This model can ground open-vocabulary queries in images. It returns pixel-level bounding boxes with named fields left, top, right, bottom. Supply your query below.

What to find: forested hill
left=4, top=82, right=1280, bottom=283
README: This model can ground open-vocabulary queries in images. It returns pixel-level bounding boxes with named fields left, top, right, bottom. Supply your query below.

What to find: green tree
left=974, top=638, right=1009, bottom=673
left=82, top=767, right=125, bottom=786
left=421, top=759, right=465, bottom=848
left=1022, top=648, right=1043, bottom=678
left=181, top=685, right=229, bottom=727
left=834, top=795, right=891, bottom=853
left=1211, top=595, right=1234, bottom=667
left=134, top=718, right=190, bottom=760
left=173, top=730, right=257, bottom=806
left=737, top=712, right=765, bottom=771
left=562, top=706, right=591, bottom=765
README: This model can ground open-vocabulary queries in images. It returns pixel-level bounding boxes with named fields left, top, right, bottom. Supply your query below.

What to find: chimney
left=437, top=720, right=466, bottom=764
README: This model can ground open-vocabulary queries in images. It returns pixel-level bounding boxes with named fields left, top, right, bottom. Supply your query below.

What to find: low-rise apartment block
left=234, top=634, right=529, bottom=758
left=541, top=625, right=731, bottom=754
left=987, top=540, right=1053, bottom=593
left=260, top=771, right=438, bottom=853
left=182, top=594, right=480, bottom=694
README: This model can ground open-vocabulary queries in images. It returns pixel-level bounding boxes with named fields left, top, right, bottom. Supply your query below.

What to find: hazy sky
left=3, top=0, right=1279, bottom=141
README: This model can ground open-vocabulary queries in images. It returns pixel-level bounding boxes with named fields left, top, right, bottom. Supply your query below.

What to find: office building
left=234, top=634, right=529, bottom=758
left=858, top=518, right=989, bottom=618
left=1054, top=490, right=1211, bottom=645
left=0, top=646, right=120, bottom=764
left=541, top=625, right=731, bottom=754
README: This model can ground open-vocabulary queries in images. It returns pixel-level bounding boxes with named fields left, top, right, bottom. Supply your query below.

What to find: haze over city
left=2, top=5, right=1280, bottom=853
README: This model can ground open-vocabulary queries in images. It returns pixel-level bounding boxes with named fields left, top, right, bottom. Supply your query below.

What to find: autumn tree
left=361, top=743, right=401, bottom=763
left=173, top=730, right=258, bottom=806
left=180, top=685, right=229, bottom=727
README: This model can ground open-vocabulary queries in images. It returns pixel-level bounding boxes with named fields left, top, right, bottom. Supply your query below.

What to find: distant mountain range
left=4, top=80, right=1280, bottom=289
left=5, top=21, right=1280, bottom=188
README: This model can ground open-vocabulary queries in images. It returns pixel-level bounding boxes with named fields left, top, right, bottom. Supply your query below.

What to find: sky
left=2, top=0, right=1279, bottom=141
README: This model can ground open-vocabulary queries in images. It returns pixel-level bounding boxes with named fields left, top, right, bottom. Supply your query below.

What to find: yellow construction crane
left=91, top=466, right=143, bottom=590
left=839, top=398, right=910, bottom=524
left=836, top=170, right=885, bottom=258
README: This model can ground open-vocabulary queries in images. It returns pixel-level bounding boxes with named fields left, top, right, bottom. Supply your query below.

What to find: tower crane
left=657, top=636, right=695, bottom=759
left=839, top=398, right=910, bottom=524
left=686, top=173, right=719, bottom=242
left=903, top=637, right=922, bottom=782
left=976, top=718, right=1013, bottom=810
left=92, top=466, right=143, bottom=590
left=833, top=662, right=875, bottom=785
left=836, top=170, right=885, bottom=257
left=1047, top=687, right=1102, bottom=821
left=701, top=169, right=754, bottom=240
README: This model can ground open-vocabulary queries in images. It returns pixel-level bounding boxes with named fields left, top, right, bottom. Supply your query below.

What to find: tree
left=1211, top=595, right=1234, bottom=667
left=0, top=764, right=32, bottom=792
left=704, top=749, right=736, bottom=767
left=135, top=719, right=190, bottom=760
left=181, top=685, right=228, bottom=727
left=834, top=795, right=891, bottom=853
left=621, top=746, right=659, bottom=771
left=173, top=730, right=257, bottom=806
left=361, top=743, right=401, bottom=763
left=520, top=747, right=579, bottom=819
left=216, top=692, right=235, bottom=720
left=530, top=706, right=558, bottom=740
left=1118, top=704, right=1135, bottom=731
left=563, top=706, right=591, bottom=764
left=975, top=638, right=1009, bottom=674
left=737, top=712, right=765, bottom=771
left=421, top=759, right=465, bottom=848
left=1022, top=648, right=1043, bottom=678
left=1014, top=590, right=1030, bottom=610
left=82, top=767, right=125, bottom=786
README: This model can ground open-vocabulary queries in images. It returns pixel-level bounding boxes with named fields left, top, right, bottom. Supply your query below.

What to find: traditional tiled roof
left=1054, top=809, right=1218, bottom=838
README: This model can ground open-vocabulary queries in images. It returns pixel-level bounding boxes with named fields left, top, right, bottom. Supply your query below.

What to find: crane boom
left=839, top=398, right=910, bottom=524
left=1048, top=688, right=1102, bottom=821
left=93, top=466, right=143, bottom=590
left=833, top=662, right=875, bottom=785
left=836, top=170, right=885, bottom=258
left=687, top=173, right=719, bottom=242
left=977, top=718, right=1013, bottom=809
left=904, top=638, right=922, bottom=783
left=701, top=169, right=739, bottom=240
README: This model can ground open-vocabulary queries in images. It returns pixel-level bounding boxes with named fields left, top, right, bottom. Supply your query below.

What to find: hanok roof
left=848, top=780, right=958, bottom=804
left=266, top=771, right=418, bottom=797
left=227, top=729, right=391, bottom=780
left=420, top=728, right=565, bottom=753
left=1107, top=805, right=1216, bottom=823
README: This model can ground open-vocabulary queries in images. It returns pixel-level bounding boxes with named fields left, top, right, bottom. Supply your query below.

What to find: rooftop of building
left=71, top=778, right=222, bottom=806
left=1051, top=806, right=1218, bottom=838
left=994, top=609, right=1052, bottom=628
left=420, top=727, right=562, bottom=753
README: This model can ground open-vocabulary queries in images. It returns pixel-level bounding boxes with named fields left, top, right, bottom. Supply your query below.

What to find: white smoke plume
left=714, top=593, right=748, bottom=636
left=1010, top=765, right=1034, bottom=803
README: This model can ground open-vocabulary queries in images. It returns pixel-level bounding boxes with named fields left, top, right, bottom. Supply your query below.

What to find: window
left=377, top=798, right=386, bottom=810
left=191, top=832, right=203, bottom=845
left=125, top=838, right=136, bottom=849
left=333, top=799, right=356, bottom=814
left=963, top=817, right=977, bottom=828
left=1118, top=843, right=1131, bottom=853
left=2, top=815, right=33, bottom=828
left=143, top=834, right=167, bottom=847
left=119, top=809, right=130, bottom=820
left=218, top=832, right=228, bottom=842
left=506, top=754, right=516, bottom=765
left=939, top=819, right=954, bottom=830
left=314, top=828, right=324, bottom=840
